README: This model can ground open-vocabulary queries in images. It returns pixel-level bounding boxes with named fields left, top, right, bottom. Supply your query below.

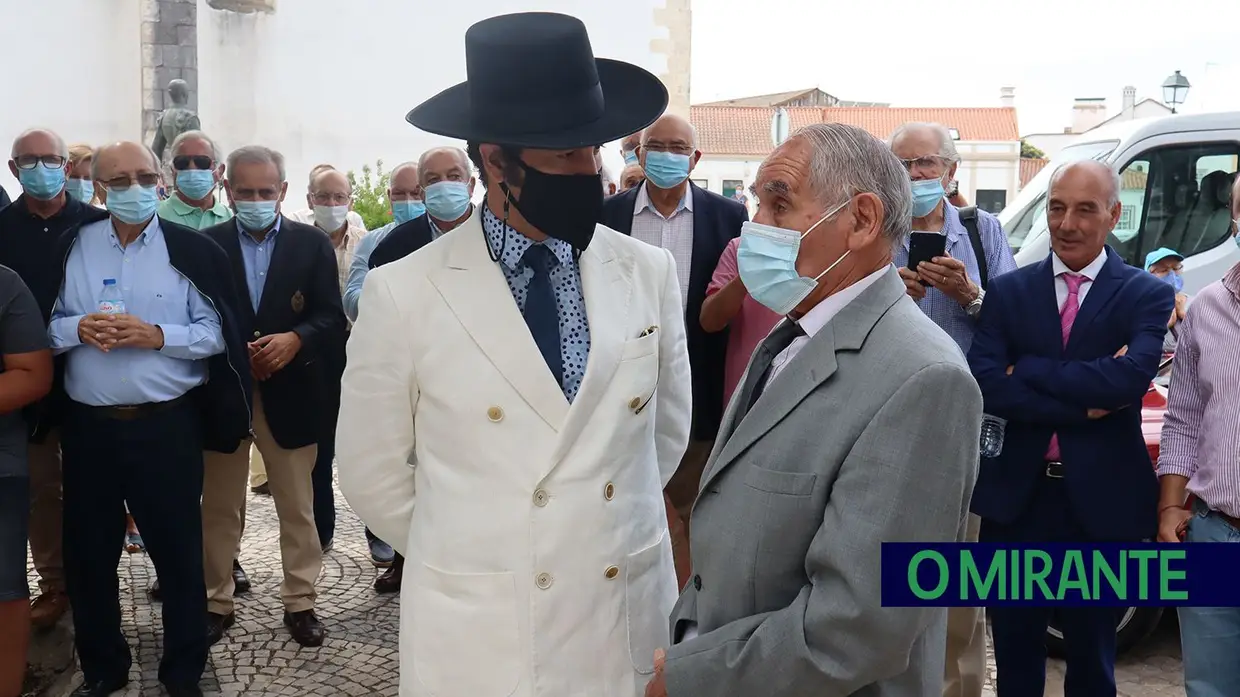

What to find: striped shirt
left=1157, top=262, right=1240, bottom=517
left=630, top=182, right=693, bottom=310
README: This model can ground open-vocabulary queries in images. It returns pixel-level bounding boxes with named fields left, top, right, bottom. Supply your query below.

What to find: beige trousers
left=27, top=430, right=63, bottom=594
left=248, top=444, right=267, bottom=488
left=202, top=392, right=320, bottom=615
left=944, top=513, right=987, bottom=697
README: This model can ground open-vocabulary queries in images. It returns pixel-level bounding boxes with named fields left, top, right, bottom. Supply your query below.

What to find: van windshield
left=1001, top=140, right=1118, bottom=250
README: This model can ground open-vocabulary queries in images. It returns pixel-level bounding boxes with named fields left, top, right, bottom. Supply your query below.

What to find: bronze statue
left=151, top=79, right=201, bottom=164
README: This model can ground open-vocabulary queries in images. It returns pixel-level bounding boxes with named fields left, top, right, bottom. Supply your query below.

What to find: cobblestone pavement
left=30, top=484, right=1186, bottom=696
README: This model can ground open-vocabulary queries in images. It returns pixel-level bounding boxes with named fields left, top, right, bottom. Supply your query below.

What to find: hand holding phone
left=907, top=232, right=947, bottom=286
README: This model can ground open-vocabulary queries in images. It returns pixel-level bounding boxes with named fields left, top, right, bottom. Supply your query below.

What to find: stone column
left=653, top=0, right=692, bottom=117
left=140, top=0, right=199, bottom=145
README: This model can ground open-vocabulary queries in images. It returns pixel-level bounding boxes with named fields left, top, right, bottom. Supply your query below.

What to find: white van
left=1003, top=111, right=1240, bottom=293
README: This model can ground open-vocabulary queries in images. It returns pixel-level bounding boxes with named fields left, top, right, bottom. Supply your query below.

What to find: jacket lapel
left=545, top=229, right=631, bottom=474
left=687, top=184, right=712, bottom=319
left=699, top=268, right=905, bottom=492
left=216, top=227, right=257, bottom=329
left=1033, top=255, right=1063, bottom=358
left=429, top=216, right=571, bottom=431
left=1065, top=248, right=1123, bottom=354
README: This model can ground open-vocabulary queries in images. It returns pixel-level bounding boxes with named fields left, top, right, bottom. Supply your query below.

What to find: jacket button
left=604, top=565, right=619, bottom=580
left=487, top=406, right=503, bottom=422
left=533, top=489, right=549, bottom=507
left=628, top=397, right=641, bottom=410
left=603, top=482, right=615, bottom=500
left=535, top=572, right=553, bottom=590
left=253, top=331, right=261, bottom=338
left=693, top=574, right=702, bottom=590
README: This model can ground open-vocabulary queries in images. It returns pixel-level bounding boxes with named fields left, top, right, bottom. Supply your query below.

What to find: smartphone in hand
left=907, top=232, right=947, bottom=286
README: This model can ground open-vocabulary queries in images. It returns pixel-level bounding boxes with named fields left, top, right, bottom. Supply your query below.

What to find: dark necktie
left=740, top=320, right=806, bottom=417
left=522, top=245, right=564, bottom=387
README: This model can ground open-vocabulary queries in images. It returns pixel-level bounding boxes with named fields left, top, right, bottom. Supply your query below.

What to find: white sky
left=689, top=0, right=1240, bottom=136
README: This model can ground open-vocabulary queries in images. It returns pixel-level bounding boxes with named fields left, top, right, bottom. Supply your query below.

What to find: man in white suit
left=336, top=12, right=692, bottom=697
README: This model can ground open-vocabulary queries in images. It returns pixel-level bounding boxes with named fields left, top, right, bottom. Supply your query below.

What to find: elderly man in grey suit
left=646, top=123, right=983, bottom=697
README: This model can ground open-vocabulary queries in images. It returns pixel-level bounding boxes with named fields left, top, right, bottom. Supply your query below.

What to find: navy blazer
left=600, top=183, right=747, bottom=441
left=966, top=247, right=1174, bottom=541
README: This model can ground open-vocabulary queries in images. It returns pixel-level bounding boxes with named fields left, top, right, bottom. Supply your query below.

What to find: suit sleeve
left=1011, top=282, right=1173, bottom=409
left=966, top=280, right=1089, bottom=424
left=336, top=268, right=417, bottom=554
left=656, top=247, right=692, bottom=487
left=291, top=234, right=346, bottom=358
left=663, top=362, right=982, bottom=696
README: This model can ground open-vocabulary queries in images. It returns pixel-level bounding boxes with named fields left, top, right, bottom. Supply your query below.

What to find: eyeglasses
left=642, top=142, right=695, bottom=156
left=100, top=174, right=162, bottom=190
left=14, top=155, right=66, bottom=170
left=310, top=192, right=351, bottom=205
left=899, top=156, right=948, bottom=173
left=172, top=155, right=213, bottom=171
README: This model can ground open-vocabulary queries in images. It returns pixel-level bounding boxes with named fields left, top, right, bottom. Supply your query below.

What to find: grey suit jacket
left=664, top=267, right=982, bottom=697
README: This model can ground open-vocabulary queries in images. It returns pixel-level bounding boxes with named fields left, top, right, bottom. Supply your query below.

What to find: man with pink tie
left=966, top=161, right=1174, bottom=697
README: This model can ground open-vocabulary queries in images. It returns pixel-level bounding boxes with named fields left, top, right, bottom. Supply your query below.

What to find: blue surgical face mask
left=175, top=169, right=216, bottom=201
left=234, top=200, right=279, bottom=231
left=910, top=178, right=945, bottom=217
left=643, top=151, right=692, bottom=190
left=424, top=181, right=471, bottom=221
left=622, top=149, right=639, bottom=165
left=18, top=162, right=67, bottom=201
left=392, top=200, right=426, bottom=225
left=737, top=199, right=852, bottom=315
left=66, top=179, right=94, bottom=204
left=1159, top=271, right=1184, bottom=293
left=105, top=184, right=160, bottom=224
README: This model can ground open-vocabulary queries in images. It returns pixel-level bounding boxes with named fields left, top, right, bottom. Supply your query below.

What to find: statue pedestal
left=205, top=0, right=276, bottom=12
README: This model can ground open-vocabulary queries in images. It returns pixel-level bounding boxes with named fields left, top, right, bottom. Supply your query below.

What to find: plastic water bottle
left=97, top=279, right=126, bottom=315
left=979, top=414, right=1007, bottom=459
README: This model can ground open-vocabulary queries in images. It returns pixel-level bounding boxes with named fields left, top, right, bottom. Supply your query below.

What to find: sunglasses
left=172, top=155, right=214, bottom=171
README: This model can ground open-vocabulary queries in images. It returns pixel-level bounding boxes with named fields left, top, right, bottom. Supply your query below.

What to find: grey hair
left=89, top=141, right=161, bottom=181
left=889, top=122, right=961, bottom=164
left=1049, top=160, right=1121, bottom=208
left=10, top=128, right=69, bottom=160
left=226, top=145, right=287, bottom=184
left=389, top=161, right=418, bottom=184
left=170, top=130, right=221, bottom=162
left=416, top=147, right=471, bottom=185
left=788, top=123, right=913, bottom=243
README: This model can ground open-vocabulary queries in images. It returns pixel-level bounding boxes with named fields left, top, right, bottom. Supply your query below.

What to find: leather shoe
left=207, top=611, right=235, bottom=646
left=232, top=559, right=251, bottom=594
left=374, top=562, right=402, bottom=594
left=368, top=538, right=395, bottom=567
left=149, top=578, right=162, bottom=602
left=70, top=678, right=128, bottom=696
left=250, top=482, right=271, bottom=495
left=164, top=684, right=204, bottom=697
left=30, top=591, right=69, bottom=629
left=284, top=609, right=326, bottom=647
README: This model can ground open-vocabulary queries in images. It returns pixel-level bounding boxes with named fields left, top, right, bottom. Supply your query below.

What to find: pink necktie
left=1046, top=273, right=1087, bottom=460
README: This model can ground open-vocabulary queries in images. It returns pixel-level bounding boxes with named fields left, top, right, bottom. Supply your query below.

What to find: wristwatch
left=965, top=288, right=985, bottom=319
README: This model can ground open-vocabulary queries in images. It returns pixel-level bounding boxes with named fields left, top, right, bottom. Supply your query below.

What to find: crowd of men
left=0, top=10, right=1239, bottom=697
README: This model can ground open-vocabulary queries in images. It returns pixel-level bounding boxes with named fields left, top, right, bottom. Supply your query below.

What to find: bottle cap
left=103, top=279, right=117, bottom=285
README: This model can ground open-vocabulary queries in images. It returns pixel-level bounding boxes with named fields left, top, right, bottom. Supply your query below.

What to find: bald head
left=11, top=128, right=68, bottom=161
left=308, top=168, right=351, bottom=210
left=92, top=141, right=160, bottom=181
left=1047, top=160, right=1122, bottom=271
left=641, top=114, right=698, bottom=151
left=620, top=163, right=646, bottom=191
left=1051, top=160, right=1119, bottom=207
left=388, top=162, right=421, bottom=202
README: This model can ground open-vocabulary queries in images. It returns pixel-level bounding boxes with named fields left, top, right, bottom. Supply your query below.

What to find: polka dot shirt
left=483, top=207, right=591, bottom=402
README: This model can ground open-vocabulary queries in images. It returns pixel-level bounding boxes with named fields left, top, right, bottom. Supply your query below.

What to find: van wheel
left=1045, top=607, right=1162, bottom=656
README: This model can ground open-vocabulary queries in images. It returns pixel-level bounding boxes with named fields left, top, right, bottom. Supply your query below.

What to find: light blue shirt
left=344, top=216, right=443, bottom=321
left=892, top=202, right=1018, bottom=355
left=49, top=217, right=225, bottom=406
left=237, top=216, right=282, bottom=313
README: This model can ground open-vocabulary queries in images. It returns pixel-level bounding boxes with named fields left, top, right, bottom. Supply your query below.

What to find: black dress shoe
left=250, top=482, right=271, bottom=496
left=232, top=559, right=251, bottom=594
left=374, top=562, right=402, bottom=594
left=70, top=678, right=128, bottom=696
left=149, top=578, right=162, bottom=601
left=284, top=609, right=326, bottom=647
left=207, top=611, right=235, bottom=646
left=164, top=684, right=204, bottom=697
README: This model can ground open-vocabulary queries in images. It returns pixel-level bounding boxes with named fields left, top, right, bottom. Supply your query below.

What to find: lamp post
left=1161, top=70, right=1191, bottom=114
left=770, top=107, right=790, bottom=147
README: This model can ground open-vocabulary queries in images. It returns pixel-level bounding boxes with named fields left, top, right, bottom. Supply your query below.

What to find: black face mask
left=501, top=159, right=603, bottom=252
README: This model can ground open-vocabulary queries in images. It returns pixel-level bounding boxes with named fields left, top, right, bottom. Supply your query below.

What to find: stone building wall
left=653, top=0, right=693, bottom=117
left=140, top=0, right=199, bottom=145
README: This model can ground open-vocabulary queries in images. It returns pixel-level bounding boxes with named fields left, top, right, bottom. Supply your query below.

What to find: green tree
left=347, top=160, right=392, bottom=230
left=1020, top=139, right=1046, bottom=160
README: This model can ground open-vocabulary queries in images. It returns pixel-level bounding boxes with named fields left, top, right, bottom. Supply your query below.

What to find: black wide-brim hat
left=407, top=12, right=669, bottom=149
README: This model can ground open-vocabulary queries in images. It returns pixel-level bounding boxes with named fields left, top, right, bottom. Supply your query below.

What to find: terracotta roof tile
left=1020, top=158, right=1049, bottom=188
left=692, top=105, right=1020, bottom=156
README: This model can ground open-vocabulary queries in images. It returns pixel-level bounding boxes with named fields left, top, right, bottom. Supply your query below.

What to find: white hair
left=226, top=145, right=287, bottom=184
left=170, top=130, right=221, bottom=162
left=416, top=147, right=471, bottom=186
left=1049, top=160, right=1121, bottom=208
left=889, top=122, right=961, bottom=164
left=788, top=123, right=913, bottom=243
left=10, top=128, right=68, bottom=160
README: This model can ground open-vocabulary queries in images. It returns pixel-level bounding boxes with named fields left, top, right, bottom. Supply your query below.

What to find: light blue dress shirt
left=344, top=217, right=443, bottom=321
left=892, top=202, right=1018, bottom=354
left=237, top=216, right=282, bottom=313
left=49, top=217, right=225, bottom=406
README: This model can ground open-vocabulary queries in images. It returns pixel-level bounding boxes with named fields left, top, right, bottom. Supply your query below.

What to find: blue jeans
left=1178, top=500, right=1240, bottom=697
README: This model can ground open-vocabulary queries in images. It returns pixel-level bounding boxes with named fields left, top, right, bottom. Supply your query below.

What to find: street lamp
left=770, top=107, right=790, bottom=147
left=1161, top=70, right=1191, bottom=114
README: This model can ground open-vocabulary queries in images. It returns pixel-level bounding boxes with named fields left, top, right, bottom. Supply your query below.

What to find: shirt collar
left=794, top=266, right=889, bottom=339
left=482, top=206, right=575, bottom=273
left=167, top=191, right=229, bottom=218
left=1051, top=248, right=1107, bottom=281
left=14, top=193, right=79, bottom=222
left=109, top=216, right=161, bottom=248
left=236, top=214, right=282, bottom=244
left=635, top=181, right=693, bottom=217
